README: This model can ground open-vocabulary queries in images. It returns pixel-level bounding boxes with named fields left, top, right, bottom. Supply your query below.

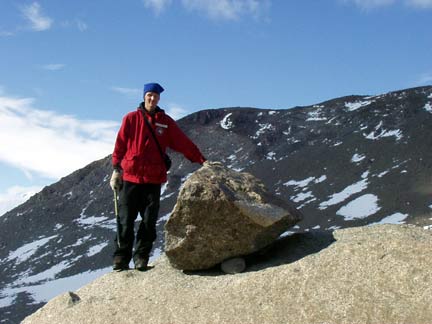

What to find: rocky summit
left=164, top=162, right=302, bottom=270
left=22, top=224, right=432, bottom=324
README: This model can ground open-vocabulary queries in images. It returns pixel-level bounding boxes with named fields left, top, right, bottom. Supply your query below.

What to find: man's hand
left=110, top=170, right=123, bottom=191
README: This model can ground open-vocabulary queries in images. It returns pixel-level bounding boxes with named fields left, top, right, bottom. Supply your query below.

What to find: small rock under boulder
left=164, top=162, right=303, bottom=270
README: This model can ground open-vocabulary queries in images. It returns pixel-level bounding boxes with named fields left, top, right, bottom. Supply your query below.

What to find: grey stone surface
left=220, top=257, right=246, bottom=274
left=164, top=162, right=303, bottom=270
left=23, top=224, right=432, bottom=324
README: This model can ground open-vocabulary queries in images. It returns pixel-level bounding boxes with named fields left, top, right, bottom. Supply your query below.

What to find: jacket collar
left=138, top=102, right=164, bottom=115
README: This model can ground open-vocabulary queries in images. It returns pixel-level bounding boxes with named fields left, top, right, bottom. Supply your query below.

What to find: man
left=110, top=82, right=206, bottom=271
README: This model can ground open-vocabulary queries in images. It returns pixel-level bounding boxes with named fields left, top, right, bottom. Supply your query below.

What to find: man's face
left=144, top=92, right=160, bottom=112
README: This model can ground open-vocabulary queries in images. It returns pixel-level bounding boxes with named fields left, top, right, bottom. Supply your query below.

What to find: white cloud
left=142, top=0, right=270, bottom=20
left=0, top=30, right=14, bottom=37
left=406, top=0, right=432, bottom=8
left=61, top=19, right=88, bottom=32
left=165, top=103, right=190, bottom=120
left=342, top=0, right=432, bottom=8
left=20, top=2, right=53, bottom=31
left=111, top=87, right=142, bottom=98
left=76, top=19, right=88, bottom=31
left=181, top=0, right=269, bottom=20
left=0, top=95, right=119, bottom=181
left=341, top=0, right=395, bottom=9
left=0, top=185, right=42, bottom=216
left=142, top=0, right=173, bottom=15
left=416, top=73, right=432, bottom=84
left=40, top=64, right=65, bottom=71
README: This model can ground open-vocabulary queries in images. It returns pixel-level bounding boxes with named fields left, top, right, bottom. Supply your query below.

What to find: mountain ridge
left=1, top=85, right=432, bottom=323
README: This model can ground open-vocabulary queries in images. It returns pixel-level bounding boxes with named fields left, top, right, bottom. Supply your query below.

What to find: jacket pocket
left=121, top=153, right=143, bottom=175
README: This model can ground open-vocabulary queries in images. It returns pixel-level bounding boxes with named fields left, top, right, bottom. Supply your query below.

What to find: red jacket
left=112, top=106, right=206, bottom=184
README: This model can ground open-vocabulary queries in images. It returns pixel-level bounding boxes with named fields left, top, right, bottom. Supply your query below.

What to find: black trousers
left=113, top=181, right=161, bottom=263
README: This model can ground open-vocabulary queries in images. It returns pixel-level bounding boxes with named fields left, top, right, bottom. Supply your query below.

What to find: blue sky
left=0, top=0, right=431, bottom=215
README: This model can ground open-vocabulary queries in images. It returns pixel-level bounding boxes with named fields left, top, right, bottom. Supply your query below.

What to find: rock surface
left=220, top=257, right=246, bottom=274
left=164, top=162, right=303, bottom=270
left=23, top=224, right=432, bottom=324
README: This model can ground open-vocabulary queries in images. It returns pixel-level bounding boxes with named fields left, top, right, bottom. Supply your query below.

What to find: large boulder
left=164, top=162, right=303, bottom=270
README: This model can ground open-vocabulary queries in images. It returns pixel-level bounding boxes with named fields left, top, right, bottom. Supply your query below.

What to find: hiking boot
left=134, top=257, right=149, bottom=271
left=113, top=256, right=129, bottom=271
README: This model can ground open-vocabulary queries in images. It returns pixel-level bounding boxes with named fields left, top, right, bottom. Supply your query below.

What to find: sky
left=0, top=0, right=431, bottom=215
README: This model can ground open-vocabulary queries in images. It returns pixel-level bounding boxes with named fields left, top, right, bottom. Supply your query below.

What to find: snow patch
left=15, top=260, right=75, bottom=285
left=257, top=123, right=274, bottom=134
left=284, top=177, right=315, bottom=189
left=63, top=191, right=73, bottom=199
left=161, top=183, right=168, bottom=196
left=0, top=267, right=111, bottom=308
left=370, top=212, right=408, bottom=225
left=306, top=110, right=327, bottom=121
left=220, top=113, right=234, bottom=130
left=150, top=247, right=162, bottom=262
left=315, top=175, right=327, bottom=183
left=377, top=170, right=389, bottom=178
left=231, top=166, right=245, bottom=172
left=351, top=153, right=366, bottom=163
left=319, top=178, right=368, bottom=209
left=345, top=100, right=373, bottom=111
left=336, top=194, right=381, bottom=220
left=252, top=123, right=274, bottom=139
left=291, top=191, right=314, bottom=203
left=284, top=175, right=327, bottom=190
left=181, top=172, right=194, bottom=183
left=71, top=234, right=92, bottom=247
left=227, top=154, right=237, bottom=161
left=157, top=212, right=171, bottom=225
left=86, top=242, right=109, bottom=257
left=266, top=152, right=276, bottom=160
left=7, top=235, right=58, bottom=264
left=280, top=231, right=295, bottom=238
left=77, top=215, right=109, bottom=226
left=364, top=121, right=403, bottom=140
left=298, top=197, right=317, bottom=209
left=160, top=192, right=175, bottom=201
left=424, top=102, right=432, bottom=113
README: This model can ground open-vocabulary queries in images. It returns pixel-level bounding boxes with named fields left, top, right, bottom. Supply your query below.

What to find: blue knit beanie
left=143, top=83, right=164, bottom=95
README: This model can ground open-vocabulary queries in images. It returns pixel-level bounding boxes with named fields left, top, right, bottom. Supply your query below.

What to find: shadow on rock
left=245, top=230, right=336, bottom=272
left=184, top=230, right=336, bottom=276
